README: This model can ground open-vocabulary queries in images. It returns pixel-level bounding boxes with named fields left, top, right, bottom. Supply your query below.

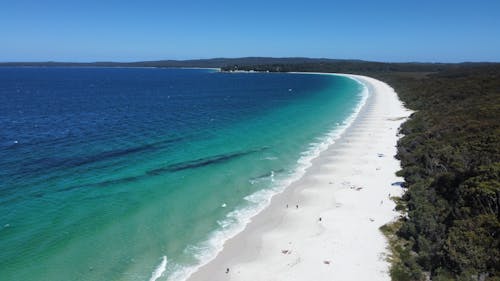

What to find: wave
left=263, top=156, right=278, bottom=160
left=149, top=256, right=168, bottom=281
left=158, top=74, right=369, bottom=281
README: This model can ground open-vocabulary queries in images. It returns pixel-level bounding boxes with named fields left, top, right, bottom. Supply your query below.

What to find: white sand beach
left=186, top=74, right=411, bottom=281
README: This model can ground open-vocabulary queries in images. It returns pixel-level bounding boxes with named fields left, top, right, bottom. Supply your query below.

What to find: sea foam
left=149, top=256, right=167, bottom=281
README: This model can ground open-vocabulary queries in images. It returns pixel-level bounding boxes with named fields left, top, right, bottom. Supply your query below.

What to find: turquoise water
left=0, top=68, right=365, bottom=281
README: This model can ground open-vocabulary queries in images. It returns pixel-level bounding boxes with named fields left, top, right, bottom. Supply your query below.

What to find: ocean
left=0, top=67, right=366, bottom=281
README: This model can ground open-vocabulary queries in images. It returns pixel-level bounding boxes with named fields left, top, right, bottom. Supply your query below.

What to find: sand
left=185, top=74, right=411, bottom=281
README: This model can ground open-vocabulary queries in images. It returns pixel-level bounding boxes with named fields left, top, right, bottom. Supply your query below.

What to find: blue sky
left=1, top=0, right=499, bottom=62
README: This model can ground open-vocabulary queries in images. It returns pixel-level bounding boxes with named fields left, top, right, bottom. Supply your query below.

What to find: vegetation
left=377, top=66, right=500, bottom=281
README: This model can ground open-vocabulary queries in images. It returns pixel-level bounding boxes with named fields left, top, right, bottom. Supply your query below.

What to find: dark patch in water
left=147, top=147, right=268, bottom=175
left=94, top=175, right=140, bottom=186
left=14, top=136, right=187, bottom=176
left=55, top=147, right=268, bottom=193
left=63, top=145, right=156, bottom=167
left=56, top=175, right=145, bottom=194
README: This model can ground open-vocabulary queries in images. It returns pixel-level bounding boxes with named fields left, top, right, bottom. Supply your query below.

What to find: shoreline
left=184, top=74, right=411, bottom=281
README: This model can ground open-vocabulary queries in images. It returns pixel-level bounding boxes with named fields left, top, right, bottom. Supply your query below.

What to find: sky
left=1, top=0, right=499, bottom=62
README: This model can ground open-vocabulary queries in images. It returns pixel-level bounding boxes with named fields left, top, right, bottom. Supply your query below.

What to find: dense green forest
left=373, top=66, right=500, bottom=281
left=224, top=62, right=500, bottom=281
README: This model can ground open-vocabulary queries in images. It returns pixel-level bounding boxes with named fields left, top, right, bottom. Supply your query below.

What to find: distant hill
left=0, top=57, right=357, bottom=68
left=2, top=57, right=497, bottom=75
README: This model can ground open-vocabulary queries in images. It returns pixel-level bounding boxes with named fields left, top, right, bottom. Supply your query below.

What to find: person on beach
left=226, top=268, right=230, bottom=274
left=296, top=204, right=299, bottom=209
